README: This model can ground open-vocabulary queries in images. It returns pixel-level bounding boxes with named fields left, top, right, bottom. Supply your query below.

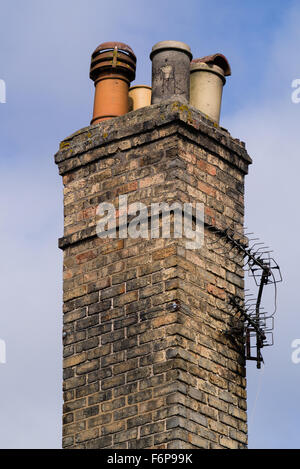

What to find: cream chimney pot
left=190, top=54, right=231, bottom=124
left=128, top=85, right=152, bottom=111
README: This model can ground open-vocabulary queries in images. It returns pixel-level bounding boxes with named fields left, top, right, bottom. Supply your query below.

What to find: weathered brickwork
left=55, top=99, right=251, bottom=449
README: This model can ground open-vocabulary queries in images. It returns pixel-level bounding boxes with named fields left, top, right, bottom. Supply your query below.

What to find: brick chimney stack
left=55, top=41, right=251, bottom=449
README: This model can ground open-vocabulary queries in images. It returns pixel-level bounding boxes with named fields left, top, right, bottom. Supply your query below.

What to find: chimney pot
left=128, top=85, right=152, bottom=111
left=90, top=41, right=136, bottom=124
left=190, top=53, right=231, bottom=124
left=150, top=40, right=192, bottom=105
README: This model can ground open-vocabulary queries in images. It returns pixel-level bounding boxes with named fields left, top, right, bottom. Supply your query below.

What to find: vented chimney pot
left=190, top=53, right=231, bottom=124
left=150, top=40, right=192, bottom=105
left=90, top=41, right=136, bottom=124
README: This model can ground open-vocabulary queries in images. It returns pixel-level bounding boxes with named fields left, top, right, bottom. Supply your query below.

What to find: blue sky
left=0, top=0, right=299, bottom=448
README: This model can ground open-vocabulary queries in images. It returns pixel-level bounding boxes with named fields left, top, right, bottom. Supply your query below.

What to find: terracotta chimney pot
left=90, top=41, right=136, bottom=124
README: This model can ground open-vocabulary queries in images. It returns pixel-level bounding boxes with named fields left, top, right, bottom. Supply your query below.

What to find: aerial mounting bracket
left=206, top=223, right=282, bottom=369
